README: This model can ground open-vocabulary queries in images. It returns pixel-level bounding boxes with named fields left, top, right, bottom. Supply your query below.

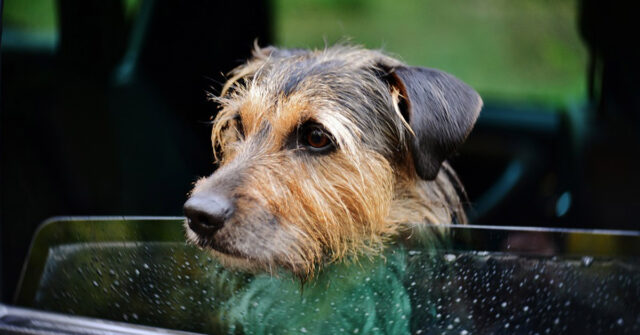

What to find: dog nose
left=183, top=193, right=234, bottom=234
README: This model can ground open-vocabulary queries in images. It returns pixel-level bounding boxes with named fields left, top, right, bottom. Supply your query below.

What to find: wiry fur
left=185, top=44, right=479, bottom=280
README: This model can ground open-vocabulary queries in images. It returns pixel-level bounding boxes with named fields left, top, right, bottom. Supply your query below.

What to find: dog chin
left=184, top=224, right=276, bottom=274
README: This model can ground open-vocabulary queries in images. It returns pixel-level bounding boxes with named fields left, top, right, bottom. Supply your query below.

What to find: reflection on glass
left=16, top=218, right=640, bottom=334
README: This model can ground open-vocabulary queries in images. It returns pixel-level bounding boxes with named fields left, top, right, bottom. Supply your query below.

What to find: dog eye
left=307, top=129, right=329, bottom=148
left=301, top=126, right=333, bottom=151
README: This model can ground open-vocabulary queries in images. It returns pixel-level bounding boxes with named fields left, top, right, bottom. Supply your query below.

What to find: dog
left=183, top=44, right=481, bottom=333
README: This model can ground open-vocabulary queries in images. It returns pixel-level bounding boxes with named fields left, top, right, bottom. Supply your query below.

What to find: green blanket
left=223, top=248, right=412, bottom=335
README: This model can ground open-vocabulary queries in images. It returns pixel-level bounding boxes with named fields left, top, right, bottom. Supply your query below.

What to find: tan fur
left=186, top=44, right=469, bottom=280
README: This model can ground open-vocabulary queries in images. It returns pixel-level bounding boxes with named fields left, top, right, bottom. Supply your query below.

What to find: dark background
left=1, top=0, right=639, bottom=302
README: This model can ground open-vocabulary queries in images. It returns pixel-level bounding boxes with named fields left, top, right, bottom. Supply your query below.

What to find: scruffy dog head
left=184, top=45, right=481, bottom=279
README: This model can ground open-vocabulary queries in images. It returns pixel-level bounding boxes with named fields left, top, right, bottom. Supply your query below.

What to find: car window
left=16, top=218, right=640, bottom=334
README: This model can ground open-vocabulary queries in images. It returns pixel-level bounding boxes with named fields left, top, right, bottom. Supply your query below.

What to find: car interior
left=1, top=0, right=639, bottom=334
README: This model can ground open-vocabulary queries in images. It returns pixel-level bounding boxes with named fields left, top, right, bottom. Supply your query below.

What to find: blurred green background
left=5, top=0, right=586, bottom=105
left=275, top=0, right=586, bottom=105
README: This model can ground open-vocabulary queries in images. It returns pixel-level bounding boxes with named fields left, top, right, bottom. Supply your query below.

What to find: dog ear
left=384, top=66, right=482, bottom=180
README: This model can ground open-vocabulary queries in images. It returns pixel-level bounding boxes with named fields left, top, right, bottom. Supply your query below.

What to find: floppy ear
left=385, top=66, right=482, bottom=180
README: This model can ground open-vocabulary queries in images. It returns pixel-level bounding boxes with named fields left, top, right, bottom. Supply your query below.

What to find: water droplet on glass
left=92, top=281, right=99, bottom=287
left=134, top=269, right=140, bottom=276
left=300, top=327, right=308, bottom=333
left=180, top=305, right=186, bottom=311
left=582, top=256, right=594, bottom=267
left=523, top=306, right=529, bottom=312
left=143, top=263, right=150, bottom=269
left=501, top=302, right=507, bottom=308
left=617, top=318, right=624, bottom=326
left=444, top=254, right=457, bottom=262
left=460, top=330, right=469, bottom=335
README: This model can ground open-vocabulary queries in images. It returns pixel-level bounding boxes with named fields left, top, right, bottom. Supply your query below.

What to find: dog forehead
left=250, top=58, right=385, bottom=118
left=266, top=56, right=371, bottom=97
left=236, top=87, right=313, bottom=136
left=229, top=48, right=407, bottom=156
left=238, top=79, right=351, bottom=134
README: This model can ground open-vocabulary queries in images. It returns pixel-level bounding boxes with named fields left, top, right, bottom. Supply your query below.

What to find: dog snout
left=184, top=192, right=234, bottom=235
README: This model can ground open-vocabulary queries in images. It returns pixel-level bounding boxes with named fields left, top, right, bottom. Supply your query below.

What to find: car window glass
left=17, top=218, right=640, bottom=334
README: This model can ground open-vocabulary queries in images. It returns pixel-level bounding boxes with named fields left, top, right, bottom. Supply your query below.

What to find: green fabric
left=223, top=248, right=411, bottom=335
